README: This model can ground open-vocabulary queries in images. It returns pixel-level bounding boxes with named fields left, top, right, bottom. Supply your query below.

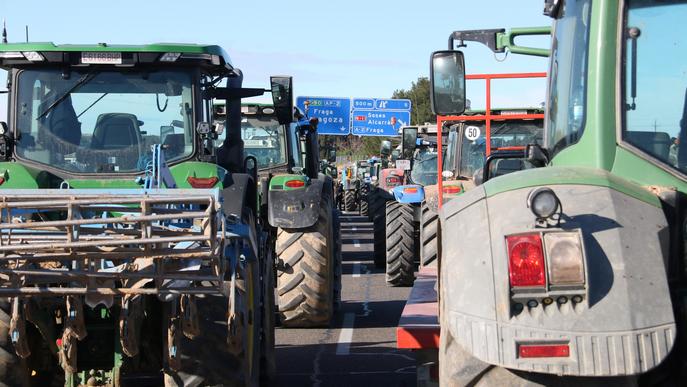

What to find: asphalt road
left=273, top=213, right=416, bottom=387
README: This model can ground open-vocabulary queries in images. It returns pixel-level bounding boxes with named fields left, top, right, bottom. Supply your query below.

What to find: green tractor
left=0, top=42, right=280, bottom=386
left=215, top=101, right=342, bottom=328
left=432, top=0, right=687, bottom=384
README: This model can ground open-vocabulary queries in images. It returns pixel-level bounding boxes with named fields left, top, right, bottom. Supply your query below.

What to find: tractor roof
left=0, top=42, right=233, bottom=73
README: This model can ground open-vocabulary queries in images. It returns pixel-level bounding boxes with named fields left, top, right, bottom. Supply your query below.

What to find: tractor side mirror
left=380, top=140, right=392, bottom=156
left=401, top=126, right=418, bottom=160
left=391, top=149, right=400, bottom=162
left=327, top=149, right=336, bottom=163
left=430, top=50, right=466, bottom=116
left=270, top=76, right=294, bottom=125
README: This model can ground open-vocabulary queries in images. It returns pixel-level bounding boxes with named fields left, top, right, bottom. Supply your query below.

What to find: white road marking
left=352, top=262, right=361, bottom=277
left=336, top=313, right=355, bottom=355
left=352, top=226, right=357, bottom=231
left=353, top=239, right=360, bottom=248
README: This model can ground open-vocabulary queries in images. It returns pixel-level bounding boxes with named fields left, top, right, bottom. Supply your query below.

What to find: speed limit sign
left=465, top=126, right=480, bottom=141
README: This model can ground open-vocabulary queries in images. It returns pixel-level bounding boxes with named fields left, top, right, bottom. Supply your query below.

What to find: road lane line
left=353, top=239, right=360, bottom=248
left=336, top=313, right=355, bottom=355
left=352, top=262, right=361, bottom=277
left=352, top=226, right=357, bottom=231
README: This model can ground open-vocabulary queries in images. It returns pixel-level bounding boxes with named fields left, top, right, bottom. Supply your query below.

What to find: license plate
left=81, top=52, right=122, bottom=64
left=395, top=159, right=411, bottom=170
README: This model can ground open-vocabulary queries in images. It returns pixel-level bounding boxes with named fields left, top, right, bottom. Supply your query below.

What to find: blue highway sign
left=375, top=98, right=411, bottom=111
left=296, top=96, right=351, bottom=136
left=351, top=110, right=411, bottom=136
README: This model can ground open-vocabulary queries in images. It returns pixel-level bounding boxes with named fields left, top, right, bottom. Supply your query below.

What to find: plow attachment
left=0, top=189, right=227, bottom=296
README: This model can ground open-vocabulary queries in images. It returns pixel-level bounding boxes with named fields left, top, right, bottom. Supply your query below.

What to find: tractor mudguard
left=392, top=184, right=425, bottom=204
left=221, top=172, right=257, bottom=220
left=268, top=177, right=330, bottom=229
left=439, top=168, right=675, bottom=377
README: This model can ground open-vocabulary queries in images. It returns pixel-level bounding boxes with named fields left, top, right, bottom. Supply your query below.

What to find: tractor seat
left=91, top=113, right=142, bottom=150
left=89, top=113, right=143, bottom=170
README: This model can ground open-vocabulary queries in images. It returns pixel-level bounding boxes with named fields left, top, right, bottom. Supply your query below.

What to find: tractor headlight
left=544, top=232, right=585, bottom=285
left=527, top=187, right=560, bottom=219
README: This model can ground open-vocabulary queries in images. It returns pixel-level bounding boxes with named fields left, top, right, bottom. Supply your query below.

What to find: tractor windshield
left=410, top=147, right=438, bottom=186
left=622, top=0, right=687, bottom=174
left=241, top=116, right=287, bottom=169
left=15, top=69, right=195, bottom=174
left=459, top=121, right=543, bottom=178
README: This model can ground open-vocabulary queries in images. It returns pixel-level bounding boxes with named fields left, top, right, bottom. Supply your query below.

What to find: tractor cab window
left=15, top=69, right=195, bottom=174
left=410, top=147, right=438, bottom=186
left=622, top=0, right=687, bottom=175
left=444, top=128, right=459, bottom=173
left=288, top=122, right=303, bottom=171
left=459, top=121, right=543, bottom=179
left=546, top=0, right=592, bottom=156
left=240, top=115, right=287, bottom=169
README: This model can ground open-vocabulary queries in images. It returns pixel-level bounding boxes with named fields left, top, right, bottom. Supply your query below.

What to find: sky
left=0, top=0, right=552, bottom=120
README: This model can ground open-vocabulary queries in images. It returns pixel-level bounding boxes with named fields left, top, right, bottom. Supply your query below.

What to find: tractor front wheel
left=344, top=190, right=357, bottom=212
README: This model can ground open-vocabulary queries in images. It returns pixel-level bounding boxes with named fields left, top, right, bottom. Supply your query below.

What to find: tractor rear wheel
left=332, top=209, right=343, bottom=311
left=385, top=201, right=416, bottom=287
left=420, top=203, right=439, bottom=267
left=359, top=186, right=369, bottom=216
left=366, top=189, right=380, bottom=222
left=276, top=199, right=334, bottom=327
left=344, top=190, right=357, bottom=212
left=372, top=203, right=387, bottom=268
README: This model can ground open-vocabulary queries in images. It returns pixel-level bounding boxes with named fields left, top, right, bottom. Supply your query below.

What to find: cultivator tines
left=0, top=189, right=225, bottom=296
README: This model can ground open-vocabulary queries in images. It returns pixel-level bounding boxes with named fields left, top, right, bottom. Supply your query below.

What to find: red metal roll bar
left=436, top=72, right=546, bottom=207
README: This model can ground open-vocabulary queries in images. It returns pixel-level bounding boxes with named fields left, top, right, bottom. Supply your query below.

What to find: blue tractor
left=384, top=125, right=439, bottom=286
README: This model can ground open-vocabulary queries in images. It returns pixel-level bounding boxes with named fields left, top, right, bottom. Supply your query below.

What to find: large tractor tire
left=164, top=257, right=262, bottom=387
left=259, top=239, right=277, bottom=383
left=276, top=200, right=335, bottom=327
left=420, top=203, right=439, bottom=267
left=332, top=209, right=343, bottom=311
left=366, top=189, right=380, bottom=222
left=0, top=299, right=30, bottom=387
left=359, top=185, right=369, bottom=217
left=385, top=201, right=416, bottom=287
left=344, top=190, right=357, bottom=212
left=372, top=204, right=387, bottom=268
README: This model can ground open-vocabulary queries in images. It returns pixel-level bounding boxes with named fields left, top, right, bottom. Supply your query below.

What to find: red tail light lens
left=0, top=177, right=5, bottom=186
left=403, top=187, right=418, bottom=193
left=387, top=176, right=401, bottom=185
left=506, top=234, right=546, bottom=287
left=519, top=344, right=569, bottom=358
left=284, top=179, right=305, bottom=188
left=187, top=176, right=219, bottom=188
left=442, top=185, right=461, bottom=194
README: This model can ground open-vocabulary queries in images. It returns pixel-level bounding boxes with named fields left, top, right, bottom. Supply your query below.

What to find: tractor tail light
left=519, top=343, right=570, bottom=358
left=387, top=176, right=401, bottom=186
left=284, top=179, right=305, bottom=188
left=544, top=232, right=585, bottom=285
left=506, top=234, right=546, bottom=287
left=403, top=187, right=418, bottom=194
left=187, top=176, right=219, bottom=188
left=442, top=185, right=461, bottom=194
left=0, top=177, right=5, bottom=186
